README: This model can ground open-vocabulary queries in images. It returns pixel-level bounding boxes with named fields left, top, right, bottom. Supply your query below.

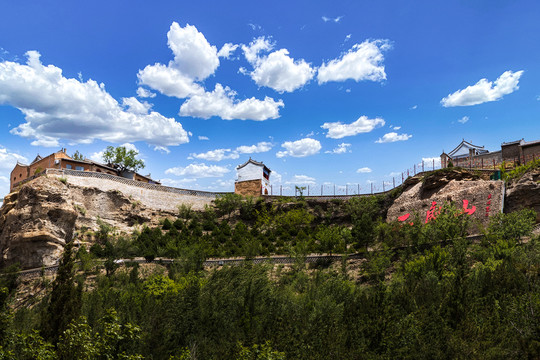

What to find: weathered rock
left=0, top=176, right=175, bottom=269
left=505, top=168, right=540, bottom=221
left=388, top=169, right=503, bottom=226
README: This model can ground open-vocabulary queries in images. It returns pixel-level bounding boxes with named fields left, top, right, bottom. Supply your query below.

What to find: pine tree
left=41, top=238, right=82, bottom=345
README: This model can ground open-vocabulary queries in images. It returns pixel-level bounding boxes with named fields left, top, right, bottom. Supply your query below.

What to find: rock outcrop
left=0, top=176, right=174, bottom=269
left=387, top=169, right=503, bottom=225
left=505, top=168, right=540, bottom=221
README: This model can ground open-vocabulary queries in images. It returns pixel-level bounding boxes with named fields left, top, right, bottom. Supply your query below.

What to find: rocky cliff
left=0, top=176, right=174, bottom=269
left=387, top=169, right=504, bottom=225
left=505, top=168, right=540, bottom=221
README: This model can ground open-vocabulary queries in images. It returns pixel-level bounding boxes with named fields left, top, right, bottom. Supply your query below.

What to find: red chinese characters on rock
left=425, top=201, right=441, bottom=224
left=397, top=194, right=494, bottom=224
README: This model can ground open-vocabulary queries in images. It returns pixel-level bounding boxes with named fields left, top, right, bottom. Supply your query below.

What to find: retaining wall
left=46, top=169, right=229, bottom=211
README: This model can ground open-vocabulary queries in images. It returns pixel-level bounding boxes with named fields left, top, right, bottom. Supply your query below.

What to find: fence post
left=307, top=185, right=310, bottom=196
left=346, top=185, right=348, bottom=196
left=280, top=185, right=282, bottom=196
left=493, top=159, right=495, bottom=169
left=271, top=185, right=273, bottom=195
left=321, top=185, right=323, bottom=196
left=433, top=159, right=435, bottom=170
left=358, top=184, right=360, bottom=194
left=371, top=182, right=373, bottom=194
left=422, top=161, right=424, bottom=172
left=383, top=182, right=385, bottom=192
left=334, top=184, right=335, bottom=196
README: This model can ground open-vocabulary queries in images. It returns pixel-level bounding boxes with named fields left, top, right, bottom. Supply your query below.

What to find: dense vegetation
left=0, top=193, right=539, bottom=359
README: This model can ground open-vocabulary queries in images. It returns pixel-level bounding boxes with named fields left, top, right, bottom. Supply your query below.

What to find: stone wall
left=235, top=179, right=261, bottom=197
left=46, top=169, right=226, bottom=211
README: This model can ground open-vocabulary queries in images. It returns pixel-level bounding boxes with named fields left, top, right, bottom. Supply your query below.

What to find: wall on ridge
left=46, top=169, right=221, bottom=211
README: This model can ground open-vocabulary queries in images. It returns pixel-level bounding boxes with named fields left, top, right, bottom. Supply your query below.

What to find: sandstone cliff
left=0, top=176, right=174, bottom=269
left=505, top=168, right=540, bottom=221
left=387, top=169, right=504, bottom=225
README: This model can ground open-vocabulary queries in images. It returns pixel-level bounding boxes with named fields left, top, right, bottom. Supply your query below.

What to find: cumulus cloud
left=441, top=70, right=523, bottom=107
left=276, top=138, right=321, bottom=158
left=321, top=115, right=385, bottom=139
left=137, top=22, right=218, bottom=98
left=317, top=40, right=391, bottom=84
left=286, top=175, right=316, bottom=185
left=236, top=141, right=273, bottom=154
left=242, top=37, right=315, bottom=93
left=375, top=132, right=412, bottom=143
left=458, top=116, right=469, bottom=124
left=160, top=177, right=198, bottom=188
left=189, top=142, right=273, bottom=162
left=165, top=163, right=230, bottom=178
left=179, top=83, right=284, bottom=120
left=356, top=167, right=372, bottom=173
left=198, top=136, right=209, bottom=141
left=218, top=43, right=239, bottom=58
left=325, top=143, right=351, bottom=154
left=136, top=87, right=156, bottom=98
left=0, top=51, right=189, bottom=148
left=189, top=149, right=239, bottom=162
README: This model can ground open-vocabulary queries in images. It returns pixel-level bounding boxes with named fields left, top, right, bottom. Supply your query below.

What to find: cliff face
left=387, top=169, right=504, bottom=225
left=505, top=168, right=540, bottom=221
left=0, top=176, right=173, bottom=269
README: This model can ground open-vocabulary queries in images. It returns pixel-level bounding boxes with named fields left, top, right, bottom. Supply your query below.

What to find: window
left=65, top=164, right=72, bottom=169
left=76, top=166, right=84, bottom=171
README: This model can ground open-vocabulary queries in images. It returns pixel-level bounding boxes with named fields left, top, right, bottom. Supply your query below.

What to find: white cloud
left=122, top=97, right=152, bottom=114
left=410, top=105, right=417, bottom=110
left=198, top=136, right=209, bottom=141
left=0, top=51, right=189, bottom=148
left=0, top=146, right=27, bottom=169
left=286, top=175, right=316, bottom=185
left=218, top=43, right=239, bottom=58
left=391, top=125, right=401, bottom=130
left=322, top=16, right=343, bottom=23
left=457, top=116, right=469, bottom=124
left=421, top=157, right=442, bottom=167
left=160, top=177, right=198, bottom=188
left=236, top=141, right=273, bottom=154
left=441, top=70, right=524, bottom=107
left=276, top=138, right=321, bottom=158
left=138, top=63, right=203, bottom=99
left=179, top=83, right=284, bottom=121
left=325, top=143, right=351, bottom=154
left=317, top=40, right=390, bottom=84
left=189, top=142, right=273, bottom=162
left=167, top=22, right=219, bottom=80
left=136, top=87, right=156, bottom=98
left=356, top=167, right=372, bottom=173
left=321, top=115, right=385, bottom=139
left=242, top=37, right=315, bottom=93
left=375, top=132, right=412, bottom=143
left=189, top=149, right=239, bottom=162
left=270, top=170, right=282, bottom=184
left=165, top=163, right=230, bottom=178
left=137, top=22, right=218, bottom=98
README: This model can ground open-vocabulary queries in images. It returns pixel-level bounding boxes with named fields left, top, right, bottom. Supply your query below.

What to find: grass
left=503, top=158, right=540, bottom=181
left=58, top=177, right=67, bottom=184
left=74, top=204, right=87, bottom=216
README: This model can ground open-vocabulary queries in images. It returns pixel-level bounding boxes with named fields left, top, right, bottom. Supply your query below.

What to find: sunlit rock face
left=505, top=168, right=540, bottom=222
left=387, top=169, right=504, bottom=226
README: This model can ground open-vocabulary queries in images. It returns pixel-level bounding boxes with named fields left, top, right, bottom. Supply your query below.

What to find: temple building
left=10, top=148, right=159, bottom=192
left=234, top=158, right=271, bottom=197
left=441, top=139, right=540, bottom=169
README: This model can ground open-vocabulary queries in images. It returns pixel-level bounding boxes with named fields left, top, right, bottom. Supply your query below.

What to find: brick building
left=10, top=148, right=159, bottom=192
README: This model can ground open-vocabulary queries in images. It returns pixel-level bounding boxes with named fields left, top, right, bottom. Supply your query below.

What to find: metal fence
left=268, top=159, right=443, bottom=197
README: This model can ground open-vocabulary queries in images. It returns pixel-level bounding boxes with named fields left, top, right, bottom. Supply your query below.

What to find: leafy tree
left=214, top=193, right=243, bottom=220
left=72, top=150, right=85, bottom=161
left=102, top=146, right=144, bottom=173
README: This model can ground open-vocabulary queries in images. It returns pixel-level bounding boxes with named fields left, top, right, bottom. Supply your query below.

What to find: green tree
left=72, top=151, right=85, bottom=161
left=41, top=240, right=82, bottom=345
left=102, top=146, right=145, bottom=173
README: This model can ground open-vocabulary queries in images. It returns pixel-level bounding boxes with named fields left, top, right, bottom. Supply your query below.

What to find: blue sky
left=1, top=0, right=539, bottom=197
